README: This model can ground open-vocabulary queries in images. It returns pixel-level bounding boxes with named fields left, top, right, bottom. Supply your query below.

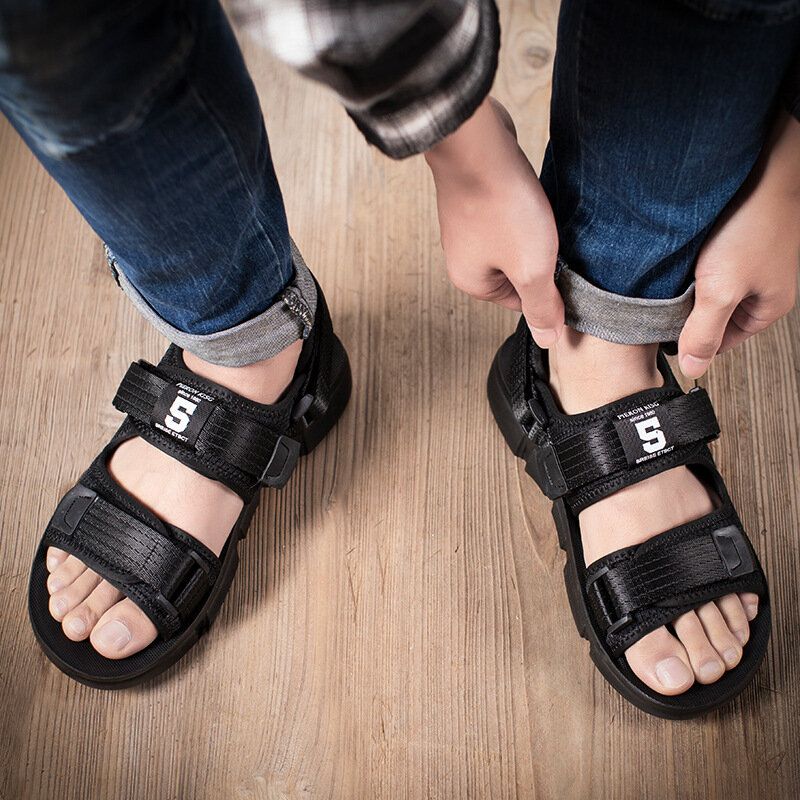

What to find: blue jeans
left=1, top=0, right=799, bottom=362
left=0, top=0, right=316, bottom=366
left=541, top=0, right=800, bottom=343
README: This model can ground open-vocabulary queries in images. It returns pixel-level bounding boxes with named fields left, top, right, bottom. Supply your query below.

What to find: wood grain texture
left=1, top=2, right=798, bottom=798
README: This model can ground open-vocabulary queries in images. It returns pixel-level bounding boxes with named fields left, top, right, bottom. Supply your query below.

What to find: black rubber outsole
left=29, top=338, right=352, bottom=691
left=486, top=344, right=771, bottom=719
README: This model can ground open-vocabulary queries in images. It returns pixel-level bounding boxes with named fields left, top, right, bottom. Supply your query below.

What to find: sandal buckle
left=524, top=441, right=568, bottom=499
left=50, top=484, right=97, bottom=536
left=259, top=435, right=301, bottom=488
left=712, top=525, right=754, bottom=577
left=586, top=566, right=633, bottom=637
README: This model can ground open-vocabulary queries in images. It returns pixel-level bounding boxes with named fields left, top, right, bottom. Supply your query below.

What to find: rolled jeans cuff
left=556, top=262, right=695, bottom=345
left=112, top=239, right=318, bottom=367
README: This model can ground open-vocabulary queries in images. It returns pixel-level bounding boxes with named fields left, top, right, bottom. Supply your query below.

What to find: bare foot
left=45, top=340, right=302, bottom=658
left=548, top=329, right=759, bottom=695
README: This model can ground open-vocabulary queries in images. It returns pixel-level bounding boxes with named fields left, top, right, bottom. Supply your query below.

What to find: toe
left=49, top=568, right=102, bottom=623
left=61, top=579, right=123, bottom=641
left=46, top=547, right=68, bottom=573
left=46, top=555, right=88, bottom=594
left=90, top=598, right=158, bottom=659
left=697, top=602, right=743, bottom=671
left=625, top=626, right=695, bottom=695
left=673, top=609, right=726, bottom=683
left=717, top=594, right=751, bottom=647
left=739, top=592, right=759, bottom=622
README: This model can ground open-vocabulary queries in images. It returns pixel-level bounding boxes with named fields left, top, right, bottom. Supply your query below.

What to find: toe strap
left=42, top=483, right=220, bottom=637
left=585, top=507, right=766, bottom=657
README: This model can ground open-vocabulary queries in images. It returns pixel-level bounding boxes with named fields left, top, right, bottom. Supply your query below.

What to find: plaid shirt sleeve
left=229, top=0, right=500, bottom=159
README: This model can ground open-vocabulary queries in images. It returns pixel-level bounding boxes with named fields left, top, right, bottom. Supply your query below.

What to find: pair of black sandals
left=28, top=280, right=769, bottom=718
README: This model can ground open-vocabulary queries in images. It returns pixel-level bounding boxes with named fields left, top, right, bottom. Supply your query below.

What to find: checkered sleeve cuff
left=347, top=0, right=500, bottom=158
left=231, top=0, right=500, bottom=160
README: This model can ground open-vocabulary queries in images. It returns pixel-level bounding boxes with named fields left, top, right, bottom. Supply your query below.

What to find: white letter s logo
left=165, top=397, right=197, bottom=433
left=634, top=416, right=667, bottom=454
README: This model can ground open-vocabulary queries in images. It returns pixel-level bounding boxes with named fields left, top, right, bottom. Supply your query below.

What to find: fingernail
left=723, top=648, right=740, bottom=667
left=655, top=657, right=693, bottom=689
left=680, top=355, right=710, bottom=377
left=745, top=602, right=758, bottom=621
left=94, top=620, right=131, bottom=652
left=735, top=629, right=748, bottom=646
left=47, top=555, right=59, bottom=571
left=530, top=327, right=558, bottom=347
left=67, top=617, right=87, bottom=637
left=699, top=660, right=724, bottom=682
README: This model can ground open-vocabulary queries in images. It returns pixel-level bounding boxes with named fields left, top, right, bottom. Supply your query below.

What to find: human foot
left=548, top=329, right=759, bottom=696
left=44, top=340, right=302, bottom=659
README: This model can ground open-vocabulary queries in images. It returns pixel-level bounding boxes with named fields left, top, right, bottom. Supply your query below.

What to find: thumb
left=515, top=271, right=565, bottom=348
left=678, top=293, right=736, bottom=378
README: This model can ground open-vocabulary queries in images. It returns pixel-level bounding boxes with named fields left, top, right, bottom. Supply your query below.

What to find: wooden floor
left=2, top=3, right=799, bottom=798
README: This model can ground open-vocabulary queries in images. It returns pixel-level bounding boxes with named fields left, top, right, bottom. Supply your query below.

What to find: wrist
left=424, top=96, right=516, bottom=181
left=759, top=111, right=800, bottom=200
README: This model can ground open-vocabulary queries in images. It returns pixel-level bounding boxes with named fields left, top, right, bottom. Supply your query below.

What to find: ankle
left=183, top=339, right=302, bottom=405
left=548, top=329, right=661, bottom=414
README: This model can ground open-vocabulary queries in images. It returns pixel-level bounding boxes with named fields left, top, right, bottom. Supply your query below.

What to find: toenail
left=94, top=620, right=131, bottom=652
left=67, top=617, right=86, bottom=636
left=47, top=555, right=59, bottom=571
left=745, top=603, right=758, bottom=621
left=48, top=577, right=63, bottom=593
left=52, top=598, right=67, bottom=617
left=699, top=660, right=724, bottom=682
left=723, top=648, right=740, bottom=666
left=655, top=657, right=692, bottom=689
left=735, top=629, right=748, bottom=646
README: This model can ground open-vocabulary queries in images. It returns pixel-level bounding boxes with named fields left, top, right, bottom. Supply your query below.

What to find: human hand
left=679, top=112, right=800, bottom=378
left=424, top=98, right=563, bottom=347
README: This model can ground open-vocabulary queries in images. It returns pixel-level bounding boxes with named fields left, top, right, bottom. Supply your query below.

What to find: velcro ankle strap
left=532, top=387, right=719, bottom=502
left=113, top=360, right=300, bottom=499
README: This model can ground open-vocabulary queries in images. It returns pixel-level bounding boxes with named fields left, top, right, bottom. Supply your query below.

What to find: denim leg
left=783, top=49, right=800, bottom=119
left=540, top=0, right=800, bottom=344
left=0, top=0, right=315, bottom=366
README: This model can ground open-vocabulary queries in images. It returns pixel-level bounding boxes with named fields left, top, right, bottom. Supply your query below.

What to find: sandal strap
left=112, top=360, right=300, bottom=499
left=43, top=483, right=220, bottom=637
left=528, top=385, right=720, bottom=508
left=560, top=387, right=718, bottom=483
left=584, top=509, right=766, bottom=657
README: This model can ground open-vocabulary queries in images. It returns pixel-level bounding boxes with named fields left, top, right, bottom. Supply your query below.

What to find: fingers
left=718, top=295, right=795, bottom=354
left=481, top=278, right=523, bottom=311
left=678, top=288, right=737, bottom=378
left=515, top=271, right=565, bottom=349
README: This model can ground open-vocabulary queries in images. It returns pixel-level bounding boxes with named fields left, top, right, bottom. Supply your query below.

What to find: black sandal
left=28, top=281, right=351, bottom=689
left=487, top=318, right=770, bottom=718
